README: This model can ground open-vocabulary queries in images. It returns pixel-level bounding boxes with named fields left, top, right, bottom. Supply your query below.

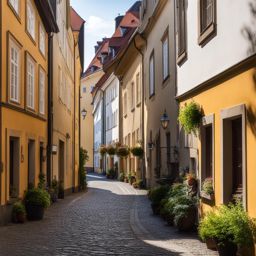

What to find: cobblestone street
left=0, top=174, right=217, bottom=256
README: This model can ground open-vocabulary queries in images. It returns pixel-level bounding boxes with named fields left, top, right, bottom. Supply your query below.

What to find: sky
left=70, top=0, right=137, bottom=71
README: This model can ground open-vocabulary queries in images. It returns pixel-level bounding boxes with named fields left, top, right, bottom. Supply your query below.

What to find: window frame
left=38, top=66, right=46, bottom=116
left=26, top=53, right=36, bottom=110
left=176, top=0, right=187, bottom=65
left=131, top=81, right=135, bottom=111
left=39, top=23, right=46, bottom=57
left=198, top=0, right=216, bottom=45
left=136, top=72, right=141, bottom=106
left=8, top=0, right=20, bottom=20
left=8, top=34, right=22, bottom=104
left=149, top=50, right=155, bottom=98
left=162, top=29, right=170, bottom=82
left=26, top=0, right=36, bottom=42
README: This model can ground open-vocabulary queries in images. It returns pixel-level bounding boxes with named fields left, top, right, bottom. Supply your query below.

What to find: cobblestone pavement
left=0, top=174, right=217, bottom=256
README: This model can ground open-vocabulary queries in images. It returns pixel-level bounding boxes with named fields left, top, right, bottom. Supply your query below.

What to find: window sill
left=136, top=102, right=141, bottom=108
left=162, top=74, right=170, bottom=87
left=26, top=30, right=36, bottom=46
left=177, top=51, right=187, bottom=66
left=131, top=107, right=135, bottom=113
left=198, top=23, right=216, bottom=46
left=149, top=92, right=155, bottom=100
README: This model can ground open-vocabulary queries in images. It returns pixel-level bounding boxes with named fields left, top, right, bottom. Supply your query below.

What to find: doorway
left=9, top=137, right=19, bottom=198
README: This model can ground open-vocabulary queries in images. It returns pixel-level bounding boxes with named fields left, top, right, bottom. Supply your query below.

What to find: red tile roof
left=70, top=7, right=85, bottom=32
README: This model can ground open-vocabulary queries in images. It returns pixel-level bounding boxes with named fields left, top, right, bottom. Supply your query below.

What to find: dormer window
left=100, top=53, right=108, bottom=64
left=109, top=47, right=116, bottom=58
left=120, top=26, right=128, bottom=37
left=90, top=66, right=96, bottom=72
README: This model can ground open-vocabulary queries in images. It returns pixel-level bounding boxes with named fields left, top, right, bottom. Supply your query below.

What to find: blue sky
left=70, top=0, right=137, bottom=70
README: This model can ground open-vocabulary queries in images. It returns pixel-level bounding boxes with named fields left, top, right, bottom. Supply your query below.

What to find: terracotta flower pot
left=217, top=241, right=237, bottom=256
left=205, top=238, right=217, bottom=251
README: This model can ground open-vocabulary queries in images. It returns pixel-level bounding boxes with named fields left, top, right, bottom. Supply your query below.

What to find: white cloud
left=86, top=16, right=114, bottom=37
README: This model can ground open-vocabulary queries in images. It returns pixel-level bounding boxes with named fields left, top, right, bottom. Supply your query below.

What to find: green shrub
left=202, top=178, right=214, bottom=195
left=79, top=148, right=89, bottom=190
left=199, top=203, right=256, bottom=246
left=119, top=172, right=125, bottom=182
left=24, top=188, right=51, bottom=209
left=148, top=185, right=170, bottom=205
left=12, top=201, right=26, bottom=215
left=178, top=101, right=203, bottom=135
left=38, top=173, right=46, bottom=189
left=106, top=169, right=116, bottom=179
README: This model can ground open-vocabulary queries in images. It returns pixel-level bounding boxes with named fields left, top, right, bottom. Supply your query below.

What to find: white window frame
left=9, top=0, right=20, bottom=15
left=39, top=23, right=46, bottom=56
left=26, top=0, right=36, bottom=40
left=149, top=51, right=155, bottom=97
left=39, top=67, right=46, bottom=115
left=26, top=54, right=35, bottom=109
left=9, top=38, right=21, bottom=103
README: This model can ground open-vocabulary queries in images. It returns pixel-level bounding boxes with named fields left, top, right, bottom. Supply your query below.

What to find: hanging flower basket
left=99, top=145, right=107, bottom=156
left=131, top=146, right=144, bottom=158
left=116, top=145, right=130, bottom=158
left=178, top=101, right=203, bottom=135
left=107, top=144, right=116, bottom=156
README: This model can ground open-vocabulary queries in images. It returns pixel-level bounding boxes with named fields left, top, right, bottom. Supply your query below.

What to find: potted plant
left=119, top=172, right=125, bottom=182
left=106, top=144, right=116, bottom=156
left=128, top=173, right=136, bottom=185
left=199, top=203, right=256, bottom=256
left=148, top=185, right=170, bottom=215
left=12, top=201, right=26, bottom=223
left=99, top=145, right=107, bottom=156
left=24, top=188, right=51, bottom=221
left=130, top=145, right=144, bottom=158
left=178, top=101, right=203, bottom=135
left=124, top=175, right=129, bottom=183
left=186, top=173, right=197, bottom=186
left=116, top=145, right=130, bottom=158
left=201, top=178, right=214, bottom=200
left=49, top=178, right=58, bottom=203
left=106, top=169, right=116, bottom=179
left=173, top=194, right=198, bottom=231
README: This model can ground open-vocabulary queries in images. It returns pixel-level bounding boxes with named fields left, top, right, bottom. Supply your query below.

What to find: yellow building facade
left=0, top=0, right=58, bottom=224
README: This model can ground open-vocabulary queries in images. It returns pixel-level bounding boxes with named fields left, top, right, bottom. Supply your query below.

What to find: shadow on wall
left=242, top=1, right=256, bottom=137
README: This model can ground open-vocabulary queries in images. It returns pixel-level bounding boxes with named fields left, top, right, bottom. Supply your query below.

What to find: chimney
left=115, top=15, right=124, bottom=29
left=94, top=45, right=99, bottom=53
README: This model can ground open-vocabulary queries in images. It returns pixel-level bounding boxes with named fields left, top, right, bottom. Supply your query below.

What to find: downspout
left=47, top=32, right=54, bottom=186
left=133, top=38, right=146, bottom=187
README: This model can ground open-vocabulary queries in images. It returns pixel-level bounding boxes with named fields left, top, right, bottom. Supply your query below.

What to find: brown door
left=232, top=118, right=242, bottom=194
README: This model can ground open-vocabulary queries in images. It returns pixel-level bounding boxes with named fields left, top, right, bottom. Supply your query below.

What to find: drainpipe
left=0, top=1, right=2, bottom=206
left=47, top=32, right=54, bottom=187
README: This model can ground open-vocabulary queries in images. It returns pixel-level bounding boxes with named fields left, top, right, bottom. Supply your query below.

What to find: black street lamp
left=160, top=110, right=170, bottom=129
left=81, top=108, right=87, bottom=120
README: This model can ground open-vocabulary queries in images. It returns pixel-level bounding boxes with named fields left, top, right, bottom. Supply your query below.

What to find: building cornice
left=176, top=54, right=256, bottom=102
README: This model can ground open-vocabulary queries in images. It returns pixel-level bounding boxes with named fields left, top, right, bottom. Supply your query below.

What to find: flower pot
left=217, top=241, right=237, bottom=256
left=26, top=204, right=45, bottom=221
left=15, top=213, right=26, bottom=223
left=205, top=238, right=217, bottom=251
left=237, top=245, right=254, bottom=256
left=176, top=206, right=197, bottom=231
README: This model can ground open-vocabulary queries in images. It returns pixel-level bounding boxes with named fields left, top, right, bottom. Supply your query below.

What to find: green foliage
left=79, top=148, right=89, bottom=190
left=106, top=144, right=116, bottom=155
left=133, top=179, right=144, bottom=189
left=178, top=101, right=203, bottom=135
left=116, top=145, right=130, bottom=158
left=106, top=169, right=116, bottom=179
left=38, top=173, right=46, bottom=189
left=199, top=203, right=256, bottom=246
left=12, top=201, right=26, bottom=215
left=130, top=146, right=144, bottom=157
left=119, top=172, right=125, bottom=182
left=202, top=178, right=214, bottom=195
left=51, top=178, right=58, bottom=193
left=99, top=145, right=107, bottom=156
left=148, top=185, right=170, bottom=205
left=24, top=188, right=51, bottom=209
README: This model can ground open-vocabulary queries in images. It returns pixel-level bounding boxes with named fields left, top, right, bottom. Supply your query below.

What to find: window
left=9, top=39, right=20, bottom=103
left=123, top=92, right=127, bottom=117
left=131, top=82, right=135, bottom=110
left=26, top=55, right=35, bottom=109
left=26, top=0, right=36, bottom=40
left=9, top=0, right=19, bottom=15
left=177, top=0, right=187, bottom=64
left=199, top=0, right=216, bottom=45
left=90, top=86, right=94, bottom=93
left=149, top=51, right=155, bottom=97
left=162, top=32, right=169, bottom=80
left=39, top=24, right=46, bottom=56
left=39, top=68, right=45, bottom=115
left=136, top=73, right=141, bottom=105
